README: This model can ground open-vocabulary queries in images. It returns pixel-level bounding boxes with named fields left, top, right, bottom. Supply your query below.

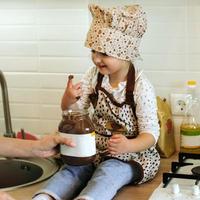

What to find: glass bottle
left=186, top=80, right=197, bottom=99
left=58, top=109, right=96, bottom=165
left=180, top=97, right=200, bottom=154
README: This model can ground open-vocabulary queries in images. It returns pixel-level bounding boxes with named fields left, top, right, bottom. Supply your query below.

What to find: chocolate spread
left=59, top=109, right=96, bottom=165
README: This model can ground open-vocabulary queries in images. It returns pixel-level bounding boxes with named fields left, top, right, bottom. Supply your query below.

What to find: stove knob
left=192, top=185, right=200, bottom=196
left=172, top=183, right=180, bottom=195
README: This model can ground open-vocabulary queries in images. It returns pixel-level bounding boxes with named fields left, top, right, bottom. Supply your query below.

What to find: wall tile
left=144, top=6, right=186, bottom=22
left=0, top=104, right=40, bottom=118
left=39, top=119, right=60, bottom=134
left=8, top=119, right=40, bottom=135
left=37, top=10, right=88, bottom=25
left=188, top=6, right=200, bottom=22
left=39, top=105, right=61, bottom=120
left=141, top=37, right=186, bottom=54
left=0, top=0, right=36, bottom=9
left=98, top=0, right=186, bottom=7
left=39, top=89, right=62, bottom=104
left=39, top=57, right=92, bottom=73
left=146, top=71, right=200, bottom=88
left=0, top=42, right=38, bottom=56
left=0, top=26, right=37, bottom=41
left=140, top=54, right=186, bottom=71
left=4, top=73, right=40, bottom=88
left=148, top=22, right=185, bottom=37
left=39, top=73, right=82, bottom=89
left=0, top=119, right=5, bottom=135
left=38, top=25, right=87, bottom=41
left=188, top=38, right=200, bottom=54
left=39, top=42, right=89, bottom=57
left=0, top=10, right=37, bottom=25
left=188, top=23, right=200, bottom=38
left=188, top=55, right=200, bottom=71
left=37, top=0, right=88, bottom=9
left=0, top=57, right=38, bottom=72
left=8, top=88, right=40, bottom=104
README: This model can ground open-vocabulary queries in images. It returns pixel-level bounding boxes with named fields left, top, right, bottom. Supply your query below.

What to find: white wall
left=0, top=0, right=200, bottom=146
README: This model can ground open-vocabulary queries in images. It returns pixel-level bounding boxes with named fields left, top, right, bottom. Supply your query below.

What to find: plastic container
left=58, top=109, right=96, bottom=165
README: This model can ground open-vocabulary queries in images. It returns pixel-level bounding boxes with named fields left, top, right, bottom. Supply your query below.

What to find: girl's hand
left=107, top=134, right=130, bottom=155
left=61, top=75, right=82, bottom=110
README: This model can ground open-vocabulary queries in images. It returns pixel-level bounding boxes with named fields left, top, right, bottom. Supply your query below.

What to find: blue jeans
left=35, top=159, right=136, bottom=200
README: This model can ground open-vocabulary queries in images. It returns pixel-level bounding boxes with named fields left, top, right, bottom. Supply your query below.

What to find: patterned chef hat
left=85, top=4, right=147, bottom=61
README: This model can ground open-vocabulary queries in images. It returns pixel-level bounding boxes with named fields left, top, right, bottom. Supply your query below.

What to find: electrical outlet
left=170, top=93, right=191, bottom=115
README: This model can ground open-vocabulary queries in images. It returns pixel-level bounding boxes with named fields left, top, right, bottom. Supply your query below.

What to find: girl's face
left=91, top=50, right=130, bottom=76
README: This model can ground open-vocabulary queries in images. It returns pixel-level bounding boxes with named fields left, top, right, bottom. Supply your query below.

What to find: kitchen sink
left=0, top=157, right=60, bottom=191
left=0, top=71, right=62, bottom=191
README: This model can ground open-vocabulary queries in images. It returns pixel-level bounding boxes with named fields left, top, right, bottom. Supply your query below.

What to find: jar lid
left=187, top=80, right=197, bottom=87
left=62, top=109, right=88, bottom=117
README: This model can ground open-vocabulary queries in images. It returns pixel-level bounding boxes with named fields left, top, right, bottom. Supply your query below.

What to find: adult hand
left=61, top=75, right=82, bottom=110
left=0, top=191, right=15, bottom=200
left=32, top=134, right=76, bottom=158
left=107, top=134, right=130, bottom=155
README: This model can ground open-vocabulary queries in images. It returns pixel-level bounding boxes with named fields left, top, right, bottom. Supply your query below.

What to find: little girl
left=33, top=4, right=160, bottom=200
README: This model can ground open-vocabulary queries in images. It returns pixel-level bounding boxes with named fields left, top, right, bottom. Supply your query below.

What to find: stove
left=149, top=152, right=200, bottom=200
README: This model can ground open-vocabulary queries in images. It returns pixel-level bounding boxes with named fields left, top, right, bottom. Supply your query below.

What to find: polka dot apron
left=89, top=65, right=160, bottom=184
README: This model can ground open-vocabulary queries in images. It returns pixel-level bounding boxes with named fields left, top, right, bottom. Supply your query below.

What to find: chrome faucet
left=0, top=70, right=15, bottom=137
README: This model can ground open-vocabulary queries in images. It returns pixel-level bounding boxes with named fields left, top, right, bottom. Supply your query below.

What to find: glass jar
left=180, top=98, right=200, bottom=154
left=58, top=109, right=96, bottom=165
